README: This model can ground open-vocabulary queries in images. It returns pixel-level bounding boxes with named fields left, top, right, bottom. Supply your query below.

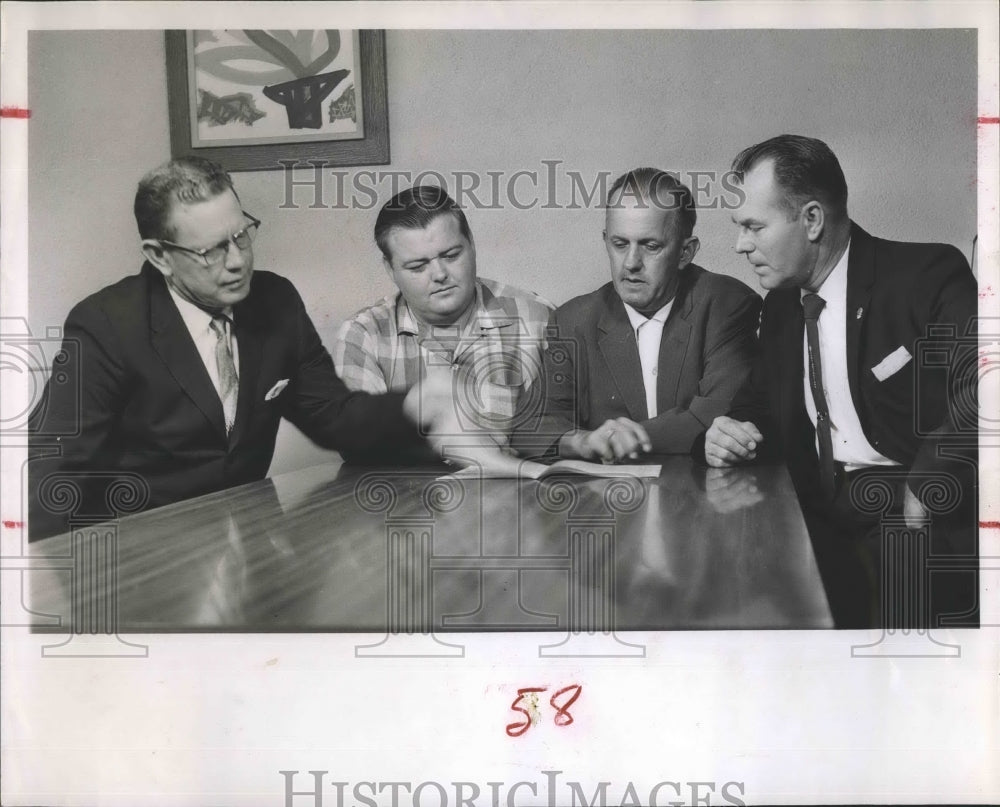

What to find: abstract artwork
left=166, top=29, right=389, bottom=171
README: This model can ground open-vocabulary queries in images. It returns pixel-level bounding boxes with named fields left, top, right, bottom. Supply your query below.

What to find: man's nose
left=223, top=239, right=249, bottom=271
left=735, top=230, right=753, bottom=255
left=429, top=259, right=449, bottom=282
left=624, top=244, right=642, bottom=270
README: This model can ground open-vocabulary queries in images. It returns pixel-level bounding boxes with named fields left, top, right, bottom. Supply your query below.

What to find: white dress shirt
left=623, top=300, right=673, bottom=419
left=168, top=287, right=240, bottom=399
left=803, top=242, right=897, bottom=472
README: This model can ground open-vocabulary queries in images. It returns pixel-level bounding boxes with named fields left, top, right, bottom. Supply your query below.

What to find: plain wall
left=28, top=29, right=977, bottom=474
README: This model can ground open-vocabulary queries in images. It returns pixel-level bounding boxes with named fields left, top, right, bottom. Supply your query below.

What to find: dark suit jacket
left=730, top=223, right=978, bottom=508
left=28, top=264, right=420, bottom=539
left=511, top=265, right=762, bottom=456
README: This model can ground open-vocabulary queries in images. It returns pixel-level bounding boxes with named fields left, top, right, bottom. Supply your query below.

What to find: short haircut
left=731, top=134, right=848, bottom=220
left=134, top=156, right=237, bottom=240
left=374, top=185, right=472, bottom=261
left=605, top=168, right=697, bottom=239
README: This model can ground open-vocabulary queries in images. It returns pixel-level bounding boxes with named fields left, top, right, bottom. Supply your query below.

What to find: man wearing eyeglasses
left=27, top=157, right=444, bottom=540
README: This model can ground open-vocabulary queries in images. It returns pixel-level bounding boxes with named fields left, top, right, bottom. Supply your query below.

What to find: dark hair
left=606, top=168, right=697, bottom=238
left=374, top=185, right=472, bottom=261
left=731, top=134, right=848, bottom=219
left=134, top=156, right=237, bottom=240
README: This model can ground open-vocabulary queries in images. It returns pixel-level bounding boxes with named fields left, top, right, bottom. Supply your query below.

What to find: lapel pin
left=856, top=307, right=864, bottom=320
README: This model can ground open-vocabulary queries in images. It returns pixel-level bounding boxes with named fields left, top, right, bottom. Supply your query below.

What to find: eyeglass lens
left=201, top=221, right=258, bottom=264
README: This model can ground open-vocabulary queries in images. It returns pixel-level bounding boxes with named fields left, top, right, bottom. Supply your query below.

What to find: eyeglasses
left=159, top=212, right=261, bottom=268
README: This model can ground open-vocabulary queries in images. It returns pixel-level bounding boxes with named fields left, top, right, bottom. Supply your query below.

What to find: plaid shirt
left=334, top=278, right=552, bottom=438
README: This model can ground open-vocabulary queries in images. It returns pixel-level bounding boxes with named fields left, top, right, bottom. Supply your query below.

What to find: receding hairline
left=604, top=191, right=691, bottom=237
left=134, top=157, right=239, bottom=240
left=730, top=134, right=849, bottom=219
left=604, top=168, right=697, bottom=238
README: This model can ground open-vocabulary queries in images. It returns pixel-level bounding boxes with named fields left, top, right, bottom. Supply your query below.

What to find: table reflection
left=29, top=458, right=832, bottom=634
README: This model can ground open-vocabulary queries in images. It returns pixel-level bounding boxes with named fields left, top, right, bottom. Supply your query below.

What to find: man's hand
left=560, top=418, right=652, bottom=463
left=704, top=467, right=764, bottom=513
left=903, top=484, right=930, bottom=530
left=402, top=368, right=457, bottom=433
left=403, top=369, right=508, bottom=467
left=704, top=416, right=763, bottom=468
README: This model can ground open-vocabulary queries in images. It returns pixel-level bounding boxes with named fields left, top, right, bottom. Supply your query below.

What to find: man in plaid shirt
left=334, top=186, right=552, bottom=452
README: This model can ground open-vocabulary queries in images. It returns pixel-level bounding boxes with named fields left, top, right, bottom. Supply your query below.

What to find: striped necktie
left=209, top=315, right=238, bottom=434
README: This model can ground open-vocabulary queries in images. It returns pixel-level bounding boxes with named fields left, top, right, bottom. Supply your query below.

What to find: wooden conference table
left=28, top=457, right=833, bottom=636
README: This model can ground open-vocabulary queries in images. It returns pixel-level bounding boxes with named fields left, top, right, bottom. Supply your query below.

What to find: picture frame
left=165, top=29, right=389, bottom=171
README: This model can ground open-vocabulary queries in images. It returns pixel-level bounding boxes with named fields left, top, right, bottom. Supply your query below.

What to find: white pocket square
left=871, top=346, right=912, bottom=381
left=264, top=379, right=289, bottom=401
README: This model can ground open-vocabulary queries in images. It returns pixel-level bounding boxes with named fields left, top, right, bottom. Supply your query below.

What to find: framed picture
left=165, top=29, right=389, bottom=171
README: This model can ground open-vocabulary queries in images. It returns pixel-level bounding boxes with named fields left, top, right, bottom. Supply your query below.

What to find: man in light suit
left=703, top=134, right=978, bottom=627
left=511, top=167, right=761, bottom=461
left=28, top=157, right=444, bottom=540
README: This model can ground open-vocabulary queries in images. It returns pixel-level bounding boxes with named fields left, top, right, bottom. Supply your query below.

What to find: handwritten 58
left=505, top=684, right=583, bottom=737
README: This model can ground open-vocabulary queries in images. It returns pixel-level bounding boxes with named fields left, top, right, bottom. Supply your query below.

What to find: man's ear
left=802, top=201, right=825, bottom=242
left=679, top=236, right=701, bottom=268
left=141, top=239, right=172, bottom=276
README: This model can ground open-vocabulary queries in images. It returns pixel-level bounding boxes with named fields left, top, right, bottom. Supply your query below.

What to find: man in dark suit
left=512, top=168, right=761, bottom=461
left=704, top=134, right=978, bottom=628
left=28, top=157, right=441, bottom=540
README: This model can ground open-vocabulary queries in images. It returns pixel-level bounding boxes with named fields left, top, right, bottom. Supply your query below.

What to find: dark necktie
left=801, top=293, right=836, bottom=500
left=209, top=315, right=238, bottom=434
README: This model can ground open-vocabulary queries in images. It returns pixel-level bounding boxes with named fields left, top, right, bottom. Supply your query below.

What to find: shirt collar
left=801, top=239, right=850, bottom=305
left=168, top=285, right=233, bottom=332
left=394, top=280, right=509, bottom=336
left=622, top=300, right=672, bottom=332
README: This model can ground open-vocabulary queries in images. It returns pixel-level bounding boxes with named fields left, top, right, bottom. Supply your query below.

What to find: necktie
left=635, top=320, right=661, bottom=418
left=801, top=293, right=836, bottom=500
left=209, top=315, right=238, bottom=434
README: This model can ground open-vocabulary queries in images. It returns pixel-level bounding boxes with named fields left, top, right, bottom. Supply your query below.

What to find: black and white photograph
left=1, top=1, right=997, bottom=805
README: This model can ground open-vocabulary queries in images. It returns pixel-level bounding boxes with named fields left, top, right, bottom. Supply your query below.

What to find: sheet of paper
left=445, top=458, right=662, bottom=480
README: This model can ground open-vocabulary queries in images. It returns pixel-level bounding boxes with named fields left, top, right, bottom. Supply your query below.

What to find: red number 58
left=505, top=684, right=583, bottom=737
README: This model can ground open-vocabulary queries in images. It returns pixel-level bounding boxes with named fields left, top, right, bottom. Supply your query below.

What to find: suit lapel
left=655, top=272, right=694, bottom=414
left=147, top=265, right=227, bottom=437
left=597, top=295, right=647, bottom=420
left=845, top=222, right=875, bottom=428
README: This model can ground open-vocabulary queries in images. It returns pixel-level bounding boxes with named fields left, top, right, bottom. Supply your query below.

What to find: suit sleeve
left=279, top=284, right=425, bottom=460
left=28, top=300, right=129, bottom=539
left=643, top=284, right=762, bottom=453
left=908, top=246, right=978, bottom=504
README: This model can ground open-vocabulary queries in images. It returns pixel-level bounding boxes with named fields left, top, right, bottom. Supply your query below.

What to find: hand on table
left=704, top=416, right=763, bottom=468
left=560, top=418, right=652, bottom=463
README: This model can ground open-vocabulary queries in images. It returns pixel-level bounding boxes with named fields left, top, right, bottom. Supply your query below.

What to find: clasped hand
left=704, top=415, right=763, bottom=468
left=705, top=415, right=930, bottom=529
